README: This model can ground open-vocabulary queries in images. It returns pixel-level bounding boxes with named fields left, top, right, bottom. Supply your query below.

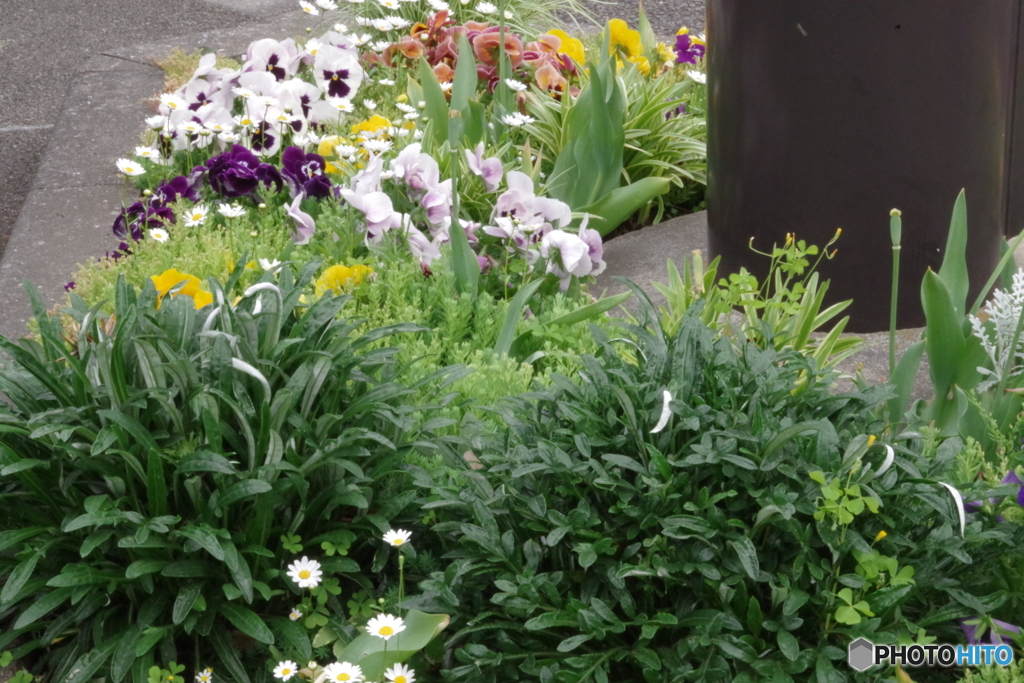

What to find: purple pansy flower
left=281, top=146, right=332, bottom=199
left=204, top=145, right=283, bottom=198
left=675, top=32, right=705, bottom=65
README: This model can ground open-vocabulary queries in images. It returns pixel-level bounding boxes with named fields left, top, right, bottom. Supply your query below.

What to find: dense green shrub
left=410, top=287, right=1024, bottom=683
left=0, top=264, right=437, bottom=683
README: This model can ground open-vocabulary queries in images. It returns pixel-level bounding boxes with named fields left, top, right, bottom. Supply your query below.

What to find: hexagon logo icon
left=848, top=638, right=874, bottom=672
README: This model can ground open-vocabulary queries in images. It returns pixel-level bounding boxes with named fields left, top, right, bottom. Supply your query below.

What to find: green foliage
left=410, top=292, right=1024, bottom=683
left=649, top=238, right=861, bottom=370
left=958, top=660, right=1024, bottom=683
left=0, top=265, right=435, bottom=682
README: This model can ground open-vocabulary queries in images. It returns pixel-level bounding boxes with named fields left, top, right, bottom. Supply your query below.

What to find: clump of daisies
left=970, top=267, right=1024, bottom=392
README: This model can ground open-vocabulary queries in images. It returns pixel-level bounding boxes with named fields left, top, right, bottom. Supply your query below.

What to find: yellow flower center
left=299, top=570, right=311, bottom=579
left=282, top=669, right=292, bottom=676
left=395, top=677, right=407, bottom=683
left=393, top=539, right=404, bottom=545
left=332, top=75, right=339, bottom=81
left=337, top=675, right=350, bottom=681
left=379, top=626, right=394, bottom=636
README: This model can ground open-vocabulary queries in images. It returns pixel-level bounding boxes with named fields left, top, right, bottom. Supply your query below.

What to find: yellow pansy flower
left=546, top=29, right=586, bottom=64
left=350, top=115, right=393, bottom=138
left=315, top=264, right=374, bottom=297
left=150, top=268, right=213, bottom=309
left=317, top=135, right=348, bottom=174
left=608, top=19, right=642, bottom=59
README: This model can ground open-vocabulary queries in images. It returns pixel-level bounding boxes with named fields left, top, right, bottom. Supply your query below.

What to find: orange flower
left=473, top=29, right=523, bottom=68
left=546, top=29, right=585, bottom=64
left=535, top=61, right=566, bottom=92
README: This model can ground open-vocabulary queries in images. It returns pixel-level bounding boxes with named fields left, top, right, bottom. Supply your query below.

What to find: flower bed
left=2, top=2, right=1024, bottom=683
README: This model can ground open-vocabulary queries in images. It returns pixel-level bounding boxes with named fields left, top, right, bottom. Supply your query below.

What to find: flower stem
left=889, top=209, right=902, bottom=379
left=398, top=554, right=405, bottom=620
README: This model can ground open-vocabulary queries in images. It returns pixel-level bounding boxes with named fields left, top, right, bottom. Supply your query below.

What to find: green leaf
left=418, top=57, right=449, bottom=149
left=126, top=560, right=168, bottom=579
left=834, top=605, right=862, bottom=625
left=13, top=588, right=72, bottom=629
left=63, top=636, right=120, bottom=683
left=333, top=610, right=449, bottom=682
left=1, top=554, right=39, bottom=604
left=218, top=603, right=274, bottom=645
left=218, top=479, right=272, bottom=508
left=110, top=627, right=142, bottom=683
left=888, top=340, right=926, bottom=424
left=450, top=34, right=478, bottom=116
left=178, top=526, right=226, bottom=561
left=546, top=292, right=632, bottom=328
left=210, top=628, right=251, bottom=683
left=177, top=451, right=237, bottom=476
left=494, top=279, right=544, bottom=355
left=270, top=617, right=313, bottom=663
left=937, top=189, right=969, bottom=316
left=173, top=584, right=204, bottom=625
left=220, top=540, right=254, bottom=603
left=448, top=193, right=480, bottom=298
left=922, top=268, right=966, bottom=398
left=579, top=178, right=673, bottom=237
left=728, top=537, right=760, bottom=580
left=557, top=634, right=592, bottom=652
left=777, top=630, right=799, bottom=661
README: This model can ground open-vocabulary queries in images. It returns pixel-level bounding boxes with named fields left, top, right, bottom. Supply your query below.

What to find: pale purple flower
left=541, top=229, right=593, bottom=290
left=464, top=142, right=503, bottom=192
left=287, top=194, right=316, bottom=245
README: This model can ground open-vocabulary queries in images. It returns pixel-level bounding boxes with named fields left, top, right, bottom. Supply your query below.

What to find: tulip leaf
left=448, top=198, right=480, bottom=298
left=418, top=57, right=450, bottom=150
left=921, top=268, right=965, bottom=398
left=937, top=190, right=969, bottom=317
left=333, top=610, right=449, bottom=681
left=451, top=34, right=478, bottom=115
left=580, top=177, right=673, bottom=236
left=494, top=279, right=544, bottom=355
left=887, top=339, right=926, bottom=425
left=219, top=602, right=274, bottom=645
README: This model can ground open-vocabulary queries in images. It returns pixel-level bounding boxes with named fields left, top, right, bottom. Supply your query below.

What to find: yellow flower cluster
left=608, top=18, right=676, bottom=77
left=151, top=268, right=213, bottom=309
left=315, top=264, right=374, bottom=297
left=545, top=28, right=586, bottom=64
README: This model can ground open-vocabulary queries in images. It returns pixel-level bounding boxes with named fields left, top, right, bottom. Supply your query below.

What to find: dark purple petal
left=1003, top=471, right=1024, bottom=487
left=64, top=281, right=76, bottom=292
left=302, top=174, right=333, bottom=200
left=322, top=69, right=352, bottom=98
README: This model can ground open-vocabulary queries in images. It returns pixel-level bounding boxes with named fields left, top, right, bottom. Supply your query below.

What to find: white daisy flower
left=504, top=79, right=527, bottom=92
left=145, top=114, right=166, bottom=129
left=260, top=258, right=283, bottom=271
left=178, top=121, right=202, bottom=134
left=334, top=22, right=348, bottom=32
left=299, top=1, right=320, bottom=15
left=417, top=100, right=426, bottom=108
left=347, top=0, right=365, bottom=4
left=366, top=614, right=406, bottom=641
left=395, top=102, right=416, bottom=113
left=257, top=95, right=281, bottom=109
left=148, top=228, right=170, bottom=243
left=686, top=70, right=707, bottom=84
left=378, top=0, right=401, bottom=8
left=337, top=144, right=358, bottom=159
left=504, top=9, right=513, bottom=19
left=195, top=668, right=213, bottom=683
left=289, top=607, right=303, bottom=621
left=351, top=33, right=372, bottom=46
left=135, top=146, right=159, bottom=158
left=377, top=78, right=396, bottom=86
left=476, top=1, right=497, bottom=13
left=356, top=16, right=372, bottom=25
left=116, top=158, right=146, bottom=176
left=413, top=129, right=423, bottom=139
left=371, top=41, right=392, bottom=52
left=274, top=661, right=298, bottom=682
left=384, top=663, right=415, bottom=683
left=386, top=15, right=411, bottom=29
left=362, top=139, right=393, bottom=154
left=380, top=169, right=396, bottom=180
left=500, top=112, right=534, bottom=127
left=305, top=38, right=323, bottom=56
left=232, top=86, right=256, bottom=100
left=383, top=529, right=412, bottom=546
left=316, top=0, right=339, bottom=9
left=159, top=93, right=188, bottom=111
left=396, top=127, right=411, bottom=137
left=218, top=203, right=246, bottom=218
left=403, top=111, right=419, bottom=120
left=322, top=662, right=362, bottom=683
left=218, top=132, right=241, bottom=144
left=372, top=18, right=393, bottom=31
left=286, top=556, right=323, bottom=588
left=234, top=114, right=257, bottom=129
left=427, top=0, right=449, bottom=10
left=363, top=99, right=377, bottom=110
left=327, top=97, right=355, bottom=113
left=440, top=81, right=453, bottom=92
left=183, top=205, right=209, bottom=227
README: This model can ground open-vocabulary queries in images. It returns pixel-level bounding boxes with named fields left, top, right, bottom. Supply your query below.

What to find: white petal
left=875, top=444, right=894, bottom=477
left=650, top=390, right=672, bottom=434
left=938, top=482, right=966, bottom=537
